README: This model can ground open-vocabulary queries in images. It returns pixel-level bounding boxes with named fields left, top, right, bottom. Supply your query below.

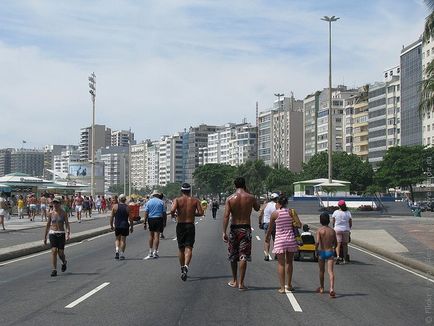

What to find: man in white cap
left=259, top=193, right=279, bottom=261
left=170, top=183, right=203, bottom=281
left=143, top=190, right=166, bottom=259
left=110, top=194, right=133, bottom=260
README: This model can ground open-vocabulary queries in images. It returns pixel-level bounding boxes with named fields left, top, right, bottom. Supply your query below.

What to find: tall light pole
left=128, top=137, right=131, bottom=196
left=88, top=72, right=96, bottom=197
left=321, top=15, right=339, bottom=184
left=274, top=93, right=284, bottom=169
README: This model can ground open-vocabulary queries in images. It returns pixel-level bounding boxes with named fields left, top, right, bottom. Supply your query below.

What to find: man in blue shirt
left=144, top=190, right=166, bottom=259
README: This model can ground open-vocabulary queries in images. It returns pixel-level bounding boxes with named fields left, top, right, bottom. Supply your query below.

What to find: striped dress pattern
left=272, top=208, right=299, bottom=254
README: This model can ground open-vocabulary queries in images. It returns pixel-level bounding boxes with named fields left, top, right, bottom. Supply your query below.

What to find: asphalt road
left=0, top=210, right=432, bottom=326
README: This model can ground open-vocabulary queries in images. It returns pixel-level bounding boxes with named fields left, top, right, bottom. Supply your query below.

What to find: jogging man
left=170, top=183, right=203, bottom=281
left=223, top=177, right=260, bottom=291
left=110, top=194, right=133, bottom=260
left=259, top=193, right=278, bottom=261
left=143, top=190, right=166, bottom=259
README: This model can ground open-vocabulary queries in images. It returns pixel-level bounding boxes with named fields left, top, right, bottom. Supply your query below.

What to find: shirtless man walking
left=170, top=183, right=203, bottom=281
left=40, top=194, right=48, bottom=222
left=73, top=192, right=84, bottom=223
left=222, top=177, right=260, bottom=291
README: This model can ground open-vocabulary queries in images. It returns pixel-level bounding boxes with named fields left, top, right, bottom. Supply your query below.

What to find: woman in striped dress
left=265, top=194, right=301, bottom=293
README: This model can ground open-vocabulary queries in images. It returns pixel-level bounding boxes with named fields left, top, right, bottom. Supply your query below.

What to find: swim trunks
left=148, top=217, right=164, bottom=233
left=228, top=224, right=252, bottom=262
left=49, top=233, right=66, bottom=249
left=115, top=228, right=129, bottom=237
left=318, top=250, right=334, bottom=260
left=176, top=222, right=195, bottom=249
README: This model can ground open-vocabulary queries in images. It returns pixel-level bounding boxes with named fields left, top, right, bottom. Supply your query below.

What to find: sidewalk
left=299, top=213, right=434, bottom=275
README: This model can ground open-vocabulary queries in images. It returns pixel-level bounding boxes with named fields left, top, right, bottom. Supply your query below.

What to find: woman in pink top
left=265, top=194, right=301, bottom=293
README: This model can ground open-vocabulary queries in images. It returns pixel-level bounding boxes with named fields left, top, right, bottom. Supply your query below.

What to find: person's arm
left=169, top=198, right=178, bottom=217
left=253, top=197, right=260, bottom=212
left=44, top=213, right=51, bottom=245
left=64, top=211, right=71, bottom=240
left=196, top=200, right=204, bottom=217
left=333, top=229, right=338, bottom=249
left=222, top=199, right=231, bottom=242
left=315, top=228, right=321, bottom=252
left=110, top=205, right=116, bottom=231
left=127, top=206, right=133, bottom=233
left=265, top=211, right=277, bottom=243
left=143, top=210, right=148, bottom=229
left=258, top=203, right=265, bottom=228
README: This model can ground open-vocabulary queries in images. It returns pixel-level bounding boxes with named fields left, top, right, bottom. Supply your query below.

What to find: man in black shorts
left=144, top=190, right=166, bottom=259
left=110, top=194, right=133, bottom=260
left=170, top=183, right=203, bottom=281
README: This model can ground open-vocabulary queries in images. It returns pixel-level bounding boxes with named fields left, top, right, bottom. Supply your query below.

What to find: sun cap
left=119, top=194, right=126, bottom=200
left=52, top=196, right=62, bottom=203
left=338, top=199, right=346, bottom=207
left=270, top=193, right=279, bottom=199
left=151, top=190, right=161, bottom=196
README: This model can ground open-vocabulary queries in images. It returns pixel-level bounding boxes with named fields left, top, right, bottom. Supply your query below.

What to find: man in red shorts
left=222, top=177, right=260, bottom=291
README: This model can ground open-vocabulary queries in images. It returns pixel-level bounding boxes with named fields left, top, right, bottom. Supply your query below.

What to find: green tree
left=374, top=146, right=431, bottom=202
left=237, top=160, right=272, bottom=197
left=193, top=164, right=237, bottom=200
left=160, top=182, right=182, bottom=199
left=300, top=151, right=374, bottom=193
left=264, top=167, right=296, bottom=196
left=108, top=184, right=127, bottom=195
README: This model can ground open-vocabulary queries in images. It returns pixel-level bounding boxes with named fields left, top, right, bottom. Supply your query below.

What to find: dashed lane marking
left=172, top=237, right=177, bottom=241
left=256, top=236, right=261, bottom=241
left=195, top=222, right=198, bottom=225
left=65, top=282, right=110, bottom=308
left=286, top=291, right=303, bottom=312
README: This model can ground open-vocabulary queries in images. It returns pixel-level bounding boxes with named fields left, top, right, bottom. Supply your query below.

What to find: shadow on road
left=66, top=272, right=100, bottom=276
left=187, top=275, right=232, bottom=282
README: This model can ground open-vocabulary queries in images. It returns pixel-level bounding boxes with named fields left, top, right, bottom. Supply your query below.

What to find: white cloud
left=0, top=0, right=430, bottom=148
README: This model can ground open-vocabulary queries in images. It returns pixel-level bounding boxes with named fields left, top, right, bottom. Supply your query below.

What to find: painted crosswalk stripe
left=172, top=237, right=177, bottom=241
left=256, top=236, right=261, bottom=241
left=286, top=291, right=302, bottom=312
left=65, top=282, right=110, bottom=308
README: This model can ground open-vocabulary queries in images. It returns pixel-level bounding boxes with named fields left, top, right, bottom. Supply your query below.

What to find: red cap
left=338, top=199, right=346, bottom=206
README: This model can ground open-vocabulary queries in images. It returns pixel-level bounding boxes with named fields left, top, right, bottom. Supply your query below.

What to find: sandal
left=329, top=290, right=336, bottom=298
left=316, top=287, right=324, bottom=294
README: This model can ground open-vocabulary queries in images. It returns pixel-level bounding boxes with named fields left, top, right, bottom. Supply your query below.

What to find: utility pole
left=88, top=72, right=96, bottom=197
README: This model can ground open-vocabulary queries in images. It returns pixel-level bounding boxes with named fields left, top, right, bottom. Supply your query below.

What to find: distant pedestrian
left=0, top=196, right=7, bottom=230
left=83, top=196, right=91, bottom=218
left=259, top=193, right=278, bottom=261
left=332, top=200, right=352, bottom=264
left=95, top=195, right=102, bottom=214
left=315, top=212, right=337, bottom=298
left=223, top=177, right=260, bottom=291
left=17, top=195, right=25, bottom=219
left=201, top=198, right=208, bottom=217
left=43, top=197, right=70, bottom=277
left=40, top=194, right=48, bottom=222
left=169, top=183, right=203, bottom=281
left=28, top=194, right=37, bottom=221
left=73, top=192, right=84, bottom=223
left=101, top=195, right=107, bottom=213
left=265, top=194, right=301, bottom=293
left=110, top=194, right=133, bottom=260
left=211, top=199, right=219, bottom=219
left=143, top=190, right=166, bottom=259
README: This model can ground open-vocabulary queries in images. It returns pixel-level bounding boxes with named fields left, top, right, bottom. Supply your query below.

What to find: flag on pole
left=22, top=140, right=27, bottom=144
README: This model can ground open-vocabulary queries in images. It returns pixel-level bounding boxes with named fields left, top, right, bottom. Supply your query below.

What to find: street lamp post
left=88, top=72, right=96, bottom=197
left=321, top=16, right=339, bottom=184
left=274, top=93, right=284, bottom=169
left=128, top=139, right=131, bottom=196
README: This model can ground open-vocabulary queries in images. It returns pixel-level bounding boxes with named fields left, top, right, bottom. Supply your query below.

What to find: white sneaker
left=144, top=253, right=154, bottom=260
left=153, top=252, right=159, bottom=259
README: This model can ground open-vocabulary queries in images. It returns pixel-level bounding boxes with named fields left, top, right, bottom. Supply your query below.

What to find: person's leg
left=318, top=259, right=325, bottom=292
left=342, top=243, right=349, bottom=262
left=0, top=215, right=4, bottom=230
left=327, top=258, right=335, bottom=293
left=120, top=236, right=126, bottom=252
left=58, top=249, right=66, bottom=265
left=51, top=248, right=58, bottom=271
left=184, top=247, right=193, bottom=266
left=148, top=231, right=154, bottom=250
left=153, top=232, right=160, bottom=251
left=239, top=260, right=248, bottom=289
left=229, top=261, right=238, bottom=287
left=335, top=242, right=341, bottom=261
left=286, top=252, right=294, bottom=289
left=277, top=253, right=285, bottom=293
left=178, top=247, right=185, bottom=267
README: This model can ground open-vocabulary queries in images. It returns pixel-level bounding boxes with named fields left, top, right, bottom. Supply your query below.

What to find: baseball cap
left=151, top=190, right=161, bottom=196
left=338, top=199, right=346, bottom=206
left=270, top=193, right=279, bottom=199
left=52, top=197, right=62, bottom=203
left=181, top=183, right=191, bottom=191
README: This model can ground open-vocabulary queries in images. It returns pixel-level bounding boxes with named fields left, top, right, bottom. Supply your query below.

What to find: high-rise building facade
left=111, top=130, right=135, bottom=147
left=97, top=146, right=129, bottom=194
left=146, top=141, right=160, bottom=188
left=351, top=87, right=369, bottom=161
left=53, top=146, right=80, bottom=177
left=10, top=149, right=45, bottom=177
left=422, top=36, right=434, bottom=146
left=303, top=91, right=321, bottom=162
left=79, top=125, right=112, bottom=162
left=158, top=133, right=183, bottom=186
left=0, top=148, right=12, bottom=177
left=384, top=66, right=401, bottom=149
left=368, top=82, right=387, bottom=168
left=131, top=141, right=151, bottom=190
left=400, top=37, right=422, bottom=146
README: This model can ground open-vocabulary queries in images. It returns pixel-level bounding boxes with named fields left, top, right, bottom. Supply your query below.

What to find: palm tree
left=420, top=1, right=434, bottom=113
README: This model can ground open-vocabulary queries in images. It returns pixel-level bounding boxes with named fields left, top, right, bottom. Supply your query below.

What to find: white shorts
left=40, top=204, right=47, bottom=211
left=75, top=205, right=83, bottom=212
left=0, top=208, right=5, bottom=216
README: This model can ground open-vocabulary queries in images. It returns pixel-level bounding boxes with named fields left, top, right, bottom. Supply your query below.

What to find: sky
left=0, top=0, right=430, bottom=149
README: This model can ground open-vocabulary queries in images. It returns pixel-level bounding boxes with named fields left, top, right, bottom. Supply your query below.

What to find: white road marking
left=195, top=222, right=198, bottom=225
left=0, top=242, right=83, bottom=266
left=173, top=237, right=177, bottom=241
left=251, top=227, right=254, bottom=231
left=286, top=291, right=302, bottom=312
left=350, top=244, right=434, bottom=284
left=256, top=236, right=261, bottom=241
left=65, top=282, right=110, bottom=309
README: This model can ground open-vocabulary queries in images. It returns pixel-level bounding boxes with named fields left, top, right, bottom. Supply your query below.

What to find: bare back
left=317, top=226, right=337, bottom=251
left=224, top=189, right=260, bottom=225
left=171, top=195, right=203, bottom=223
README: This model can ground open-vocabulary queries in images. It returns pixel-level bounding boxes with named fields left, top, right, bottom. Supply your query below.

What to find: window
left=429, top=125, right=431, bottom=132
left=429, top=137, right=431, bottom=144
left=428, top=50, right=431, bottom=56
left=423, top=52, right=426, bottom=59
